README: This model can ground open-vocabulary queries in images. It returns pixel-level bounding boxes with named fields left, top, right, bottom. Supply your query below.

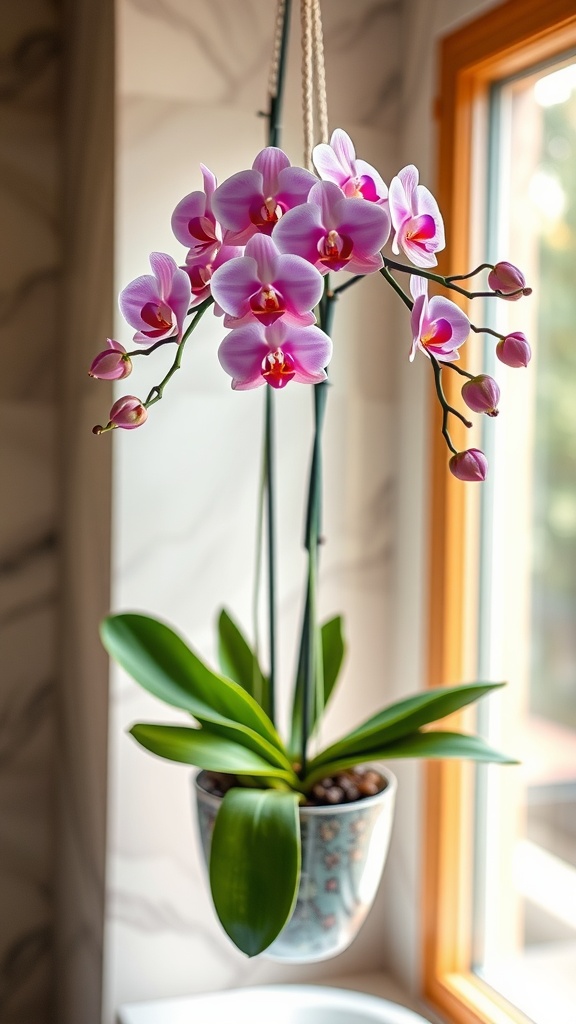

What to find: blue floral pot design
left=194, top=766, right=397, bottom=963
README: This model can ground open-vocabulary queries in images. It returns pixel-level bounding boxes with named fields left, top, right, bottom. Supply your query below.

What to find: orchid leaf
left=217, top=608, right=270, bottom=714
left=305, top=730, right=517, bottom=787
left=311, top=681, right=504, bottom=768
left=101, top=613, right=291, bottom=770
left=130, top=724, right=295, bottom=782
left=289, top=615, right=346, bottom=756
left=209, top=788, right=301, bottom=957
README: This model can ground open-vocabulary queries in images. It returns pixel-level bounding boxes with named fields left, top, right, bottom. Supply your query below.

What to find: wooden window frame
left=423, top=2, right=576, bottom=1023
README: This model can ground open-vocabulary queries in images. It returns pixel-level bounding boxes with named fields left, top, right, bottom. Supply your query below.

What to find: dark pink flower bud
left=449, top=448, right=488, bottom=482
left=109, top=396, right=148, bottom=430
left=487, top=261, right=530, bottom=300
left=496, top=331, right=531, bottom=368
left=461, top=374, right=500, bottom=417
left=89, top=339, right=132, bottom=380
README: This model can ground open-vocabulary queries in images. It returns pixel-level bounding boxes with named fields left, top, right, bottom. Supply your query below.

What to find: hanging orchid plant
left=91, top=0, right=530, bottom=959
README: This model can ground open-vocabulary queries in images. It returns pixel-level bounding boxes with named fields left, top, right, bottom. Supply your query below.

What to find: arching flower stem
left=257, top=0, right=293, bottom=726
left=299, top=278, right=333, bottom=777
left=380, top=264, right=413, bottom=311
left=430, top=355, right=472, bottom=455
left=143, top=297, right=213, bottom=408
left=382, top=257, right=511, bottom=302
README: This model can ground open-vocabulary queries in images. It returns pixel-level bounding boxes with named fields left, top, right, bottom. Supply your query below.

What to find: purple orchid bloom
left=210, top=233, right=323, bottom=329
left=389, top=165, right=445, bottom=268
left=182, top=244, right=242, bottom=308
left=171, top=165, right=222, bottom=266
left=89, top=339, right=132, bottom=380
left=211, top=147, right=317, bottom=246
left=409, top=275, right=469, bottom=362
left=273, top=180, right=390, bottom=275
left=218, top=320, right=332, bottom=390
left=312, top=128, right=388, bottom=206
left=119, top=252, right=191, bottom=344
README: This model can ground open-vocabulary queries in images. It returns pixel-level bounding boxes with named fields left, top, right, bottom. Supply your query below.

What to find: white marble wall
left=104, top=0, right=405, bottom=1018
left=0, top=2, right=61, bottom=1020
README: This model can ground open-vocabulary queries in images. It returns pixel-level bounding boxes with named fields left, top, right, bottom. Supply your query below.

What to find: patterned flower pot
left=194, top=766, right=397, bottom=963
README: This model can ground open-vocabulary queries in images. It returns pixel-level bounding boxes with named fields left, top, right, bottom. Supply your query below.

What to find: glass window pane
left=473, top=55, right=576, bottom=1024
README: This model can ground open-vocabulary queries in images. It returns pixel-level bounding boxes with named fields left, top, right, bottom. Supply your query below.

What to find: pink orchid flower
left=273, top=180, right=390, bottom=276
left=89, top=339, right=132, bottom=380
left=449, top=448, right=488, bottom=482
left=119, top=252, right=191, bottom=344
left=108, top=395, right=148, bottom=430
left=210, top=233, right=323, bottom=329
left=218, top=320, right=332, bottom=390
left=182, top=244, right=242, bottom=308
left=409, top=275, right=469, bottom=362
left=389, top=165, right=445, bottom=268
left=171, top=165, right=222, bottom=266
left=211, top=147, right=317, bottom=246
left=312, top=128, right=388, bottom=206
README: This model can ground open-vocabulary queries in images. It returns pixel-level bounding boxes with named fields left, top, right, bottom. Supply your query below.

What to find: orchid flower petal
left=275, top=165, right=318, bottom=208
left=210, top=255, right=260, bottom=318
left=337, top=197, right=390, bottom=254
left=274, top=253, right=324, bottom=314
left=355, top=159, right=388, bottom=202
left=244, top=233, right=279, bottom=283
left=252, top=147, right=291, bottom=196
left=119, top=274, right=161, bottom=331
left=212, top=169, right=263, bottom=233
left=200, top=163, right=217, bottom=200
left=272, top=203, right=325, bottom=263
left=312, top=142, right=349, bottom=186
left=218, top=323, right=270, bottom=389
left=148, top=252, right=178, bottom=298
left=330, top=128, right=356, bottom=174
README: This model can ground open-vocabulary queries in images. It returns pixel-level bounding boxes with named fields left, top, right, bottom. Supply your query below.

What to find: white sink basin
left=118, top=984, right=433, bottom=1024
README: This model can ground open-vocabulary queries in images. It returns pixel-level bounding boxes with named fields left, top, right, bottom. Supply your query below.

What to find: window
left=424, top=4, right=576, bottom=1024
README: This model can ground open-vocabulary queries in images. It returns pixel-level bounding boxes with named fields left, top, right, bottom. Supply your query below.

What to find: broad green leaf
left=217, top=609, right=269, bottom=713
left=130, top=724, right=295, bottom=781
left=305, top=730, right=517, bottom=786
left=101, top=614, right=290, bottom=770
left=311, top=681, right=504, bottom=768
left=289, top=615, right=346, bottom=756
left=210, top=788, right=301, bottom=957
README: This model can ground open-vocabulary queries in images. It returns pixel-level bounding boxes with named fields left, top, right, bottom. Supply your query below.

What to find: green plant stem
left=382, top=257, right=498, bottom=301
left=299, top=283, right=333, bottom=778
left=470, top=322, right=504, bottom=340
left=300, top=378, right=329, bottom=777
left=331, top=274, right=364, bottom=297
left=430, top=355, right=472, bottom=454
left=144, top=298, right=213, bottom=408
left=265, top=386, right=277, bottom=725
left=267, top=0, right=292, bottom=148
left=258, top=0, right=292, bottom=727
left=380, top=265, right=413, bottom=311
left=446, top=263, right=492, bottom=283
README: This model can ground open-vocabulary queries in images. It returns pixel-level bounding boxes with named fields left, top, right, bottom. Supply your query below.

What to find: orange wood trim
left=423, top=2, right=576, bottom=1023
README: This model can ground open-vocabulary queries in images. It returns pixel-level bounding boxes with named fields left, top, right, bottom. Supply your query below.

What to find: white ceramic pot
left=194, top=766, right=397, bottom=963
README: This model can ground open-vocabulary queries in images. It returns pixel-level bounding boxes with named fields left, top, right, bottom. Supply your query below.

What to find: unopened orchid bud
left=488, top=261, right=530, bottom=300
left=461, top=374, right=500, bottom=417
left=449, top=448, right=488, bottom=482
left=109, top=396, right=148, bottom=430
left=89, top=339, right=132, bottom=380
left=496, top=331, right=531, bottom=368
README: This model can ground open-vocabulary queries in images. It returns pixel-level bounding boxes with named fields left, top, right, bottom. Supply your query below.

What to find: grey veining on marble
left=53, top=0, right=115, bottom=1022
left=0, top=0, right=61, bottom=1016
